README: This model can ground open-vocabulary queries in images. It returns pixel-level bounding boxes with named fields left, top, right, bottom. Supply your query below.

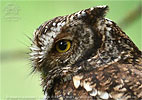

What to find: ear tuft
left=71, top=5, right=109, bottom=24
left=89, top=5, right=109, bottom=18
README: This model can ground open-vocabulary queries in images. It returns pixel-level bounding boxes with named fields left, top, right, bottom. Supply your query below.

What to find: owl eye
left=56, top=40, right=71, bottom=53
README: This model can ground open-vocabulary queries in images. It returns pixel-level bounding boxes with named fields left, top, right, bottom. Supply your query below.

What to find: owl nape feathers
left=30, top=6, right=142, bottom=100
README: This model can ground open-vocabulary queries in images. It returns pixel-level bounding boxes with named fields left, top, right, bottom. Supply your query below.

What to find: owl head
left=30, top=5, right=141, bottom=80
left=30, top=6, right=108, bottom=75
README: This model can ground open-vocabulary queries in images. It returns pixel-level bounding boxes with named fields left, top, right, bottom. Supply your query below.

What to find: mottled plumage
left=30, top=5, right=142, bottom=100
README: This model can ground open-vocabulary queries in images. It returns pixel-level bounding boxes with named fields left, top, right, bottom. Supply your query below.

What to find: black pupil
left=58, top=41, right=67, bottom=50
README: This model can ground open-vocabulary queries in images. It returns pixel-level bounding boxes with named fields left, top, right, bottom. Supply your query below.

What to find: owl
left=30, top=6, right=142, bottom=100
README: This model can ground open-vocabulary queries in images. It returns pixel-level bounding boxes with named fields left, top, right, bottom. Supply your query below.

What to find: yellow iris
left=56, top=40, right=71, bottom=53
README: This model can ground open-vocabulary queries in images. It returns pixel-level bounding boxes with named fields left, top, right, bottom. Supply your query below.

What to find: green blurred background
left=0, top=0, right=141, bottom=100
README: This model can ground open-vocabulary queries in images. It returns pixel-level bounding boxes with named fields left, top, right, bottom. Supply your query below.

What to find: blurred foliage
left=0, top=0, right=141, bottom=100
